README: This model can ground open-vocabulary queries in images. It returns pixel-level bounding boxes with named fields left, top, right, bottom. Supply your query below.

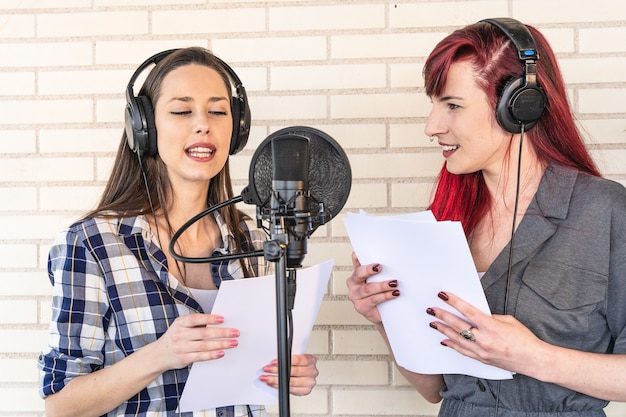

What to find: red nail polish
left=392, top=290, right=400, bottom=296
left=429, top=322, right=438, bottom=329
left=426, top=308, right=435, bottom=316
left=389, top=280, right=398, bottom=288
left=372, top=264, right=380, bottom=273
left=438, top=291, right=449, bottom=301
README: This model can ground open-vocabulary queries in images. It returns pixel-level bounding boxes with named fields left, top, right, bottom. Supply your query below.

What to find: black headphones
left=481, top=18, right=547, bottom=133
left=124, top=48, right=251, bottom=157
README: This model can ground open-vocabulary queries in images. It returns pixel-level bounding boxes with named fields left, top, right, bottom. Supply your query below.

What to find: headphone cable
left=137, top=153, right=161, bottom=243
left=493, top=124, right=525, bottom=417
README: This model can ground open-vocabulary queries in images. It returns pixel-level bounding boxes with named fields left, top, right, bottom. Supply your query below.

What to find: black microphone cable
left=493, top=123, right=526, bottom=417
left=168, top=195, right=265, bottom=264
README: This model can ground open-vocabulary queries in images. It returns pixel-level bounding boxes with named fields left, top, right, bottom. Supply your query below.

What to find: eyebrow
left=439, top=95, right=464, bottom=102
left=167, top=96, right=229, bottom=103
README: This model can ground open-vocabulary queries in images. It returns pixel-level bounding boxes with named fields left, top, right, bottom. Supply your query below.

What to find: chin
left=444, top=164, right=463, bottom=175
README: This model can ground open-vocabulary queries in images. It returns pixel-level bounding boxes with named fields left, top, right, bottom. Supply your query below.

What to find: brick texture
left=1, top=1, right=625, bottom=416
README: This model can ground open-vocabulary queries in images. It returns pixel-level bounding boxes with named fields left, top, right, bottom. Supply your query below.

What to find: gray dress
left=439, top=164, right=626, bottom=417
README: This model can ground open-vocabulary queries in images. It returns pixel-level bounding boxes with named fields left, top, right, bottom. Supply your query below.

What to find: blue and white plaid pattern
left=38, top=213, right=268, bottom=417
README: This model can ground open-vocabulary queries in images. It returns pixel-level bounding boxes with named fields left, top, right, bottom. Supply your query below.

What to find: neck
left=167, top=182, right=210, bottom=220
left=153, top=197, right=221, bottom=265
left=150, top=182, right=213, bottom=244
left=482, top=134, right=545, bottom=208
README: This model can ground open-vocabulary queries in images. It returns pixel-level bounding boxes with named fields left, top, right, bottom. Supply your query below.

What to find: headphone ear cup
left=137, top=96, right=158, bottom=156
left=125, top=95, right=157, bottom=156
left=229, top=95, right=251, bottom=155
left=124, top=95, right=142, bottom=154
left=496, top=77, right=546, bottom=133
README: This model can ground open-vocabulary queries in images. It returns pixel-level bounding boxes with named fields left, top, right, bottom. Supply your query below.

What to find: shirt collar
left=533, top=163, right=578, bottom=221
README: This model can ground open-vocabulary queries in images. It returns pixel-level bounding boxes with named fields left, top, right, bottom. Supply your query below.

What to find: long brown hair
left=84, top=47, right=254, bottom=274
left=423, top=21, right=600, bottom=236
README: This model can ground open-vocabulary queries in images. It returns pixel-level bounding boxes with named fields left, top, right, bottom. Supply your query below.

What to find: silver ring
left=460, top=327, right=476, bottom=342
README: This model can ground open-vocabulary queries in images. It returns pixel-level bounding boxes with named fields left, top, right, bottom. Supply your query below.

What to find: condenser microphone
left=241, top=126, right=352, bottom=268
left=271, top=135, right=311, bottom=268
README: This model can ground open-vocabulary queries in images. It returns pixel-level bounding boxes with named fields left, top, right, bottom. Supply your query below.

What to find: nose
left=194, top=112, right=211, bottom=134
left=424, top=105, right=445, bottom=139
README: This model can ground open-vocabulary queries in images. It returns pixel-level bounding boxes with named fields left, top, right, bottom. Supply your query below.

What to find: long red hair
left=424, top=21, right=600, bottom=236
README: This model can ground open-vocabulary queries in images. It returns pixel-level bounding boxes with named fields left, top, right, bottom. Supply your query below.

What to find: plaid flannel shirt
left=38, top=213, right=268, bottom=417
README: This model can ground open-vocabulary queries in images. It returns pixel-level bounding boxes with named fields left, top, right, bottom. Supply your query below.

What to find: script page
left=344, top=211, right=512, bottom=380
left=179, top=260, right=333, bottom=412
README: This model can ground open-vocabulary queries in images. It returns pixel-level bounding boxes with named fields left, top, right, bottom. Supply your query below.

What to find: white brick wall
left=1, top=1, right=625, bottom=416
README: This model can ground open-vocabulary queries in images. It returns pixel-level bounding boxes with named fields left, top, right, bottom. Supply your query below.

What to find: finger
left=193, top=326, right=240, bottom=341
left=289, top=354, right=317, bottom=367
left=288, top=367, right=317, bottom=395
left=426, top=295, right=487, bottom=349
left=176, top=313, right=225, bottom=328
left=355, top=283, right=399, bottom=306
left=259, top=373, right=278, bottom=388
left=262, top=358, right=278, bottom=375
left=259, top=374, right=316, bottom=395
left=260, top=355, right=318, bottom=395
left=290, top=355, right=319, bottom=378
left=430, top=319, right=479, bottom=347
left=192, top=337, right=240, bottom=353
left=262, top=355, right=319, bottom=376
left=289, top=378, right=316, bottom=396
left=347, top=266, right=395, bottom=300
left=180, top=347, right=229, bottom=363
left=427, top=307, right=473, bottom=335
left=350, top=252, right=381, bottom=275
left=435, top=291, right=490, bottom=329
left=347, top=255, right=382, bottom=285
left=169, top=338, right=238, bottom=365
left=346, top=265, right=377, bottom=287
left=351, top=251, right=361, bottom=268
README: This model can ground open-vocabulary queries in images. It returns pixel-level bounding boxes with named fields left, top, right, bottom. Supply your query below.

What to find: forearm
left=44, top=342, right=166, bottom=417
left=375, top=323, right=444, bottom=403
left=532, top=343, right=626, bottom=402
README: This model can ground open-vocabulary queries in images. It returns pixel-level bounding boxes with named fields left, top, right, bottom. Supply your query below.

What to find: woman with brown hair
left=38, top=47, right=318, bottom=417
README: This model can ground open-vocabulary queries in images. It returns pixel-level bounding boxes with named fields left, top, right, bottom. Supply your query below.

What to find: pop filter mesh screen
left=245, top=126, right=351, bottom=225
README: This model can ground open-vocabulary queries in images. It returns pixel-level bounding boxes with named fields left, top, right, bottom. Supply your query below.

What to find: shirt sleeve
left=608, top=183, right=626, bottom=354
left=38, top=225, right=110, bottom=398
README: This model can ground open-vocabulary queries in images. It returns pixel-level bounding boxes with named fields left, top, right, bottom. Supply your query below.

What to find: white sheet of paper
left=179, top=260, right=333, bottom=412
left=344, top=211, right=513, bottom=380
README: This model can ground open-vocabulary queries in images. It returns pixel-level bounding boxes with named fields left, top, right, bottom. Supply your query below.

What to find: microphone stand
left=169, top=196, right=296, bottom=417
left=263, top=214, right=295, bottom=417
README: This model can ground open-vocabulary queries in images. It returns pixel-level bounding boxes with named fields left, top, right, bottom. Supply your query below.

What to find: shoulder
left=52, top=215, right=150, bottom=252
left=545, top=164, right=626, bottom=209
left=572, top=169, right=626, bottom=210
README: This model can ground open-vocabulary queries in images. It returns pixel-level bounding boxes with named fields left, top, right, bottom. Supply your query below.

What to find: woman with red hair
left=347, top=18, right=626, bottom=417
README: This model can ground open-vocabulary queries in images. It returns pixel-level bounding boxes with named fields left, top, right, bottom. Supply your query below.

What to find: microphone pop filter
left=241, top=126, right=351, bottom=230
